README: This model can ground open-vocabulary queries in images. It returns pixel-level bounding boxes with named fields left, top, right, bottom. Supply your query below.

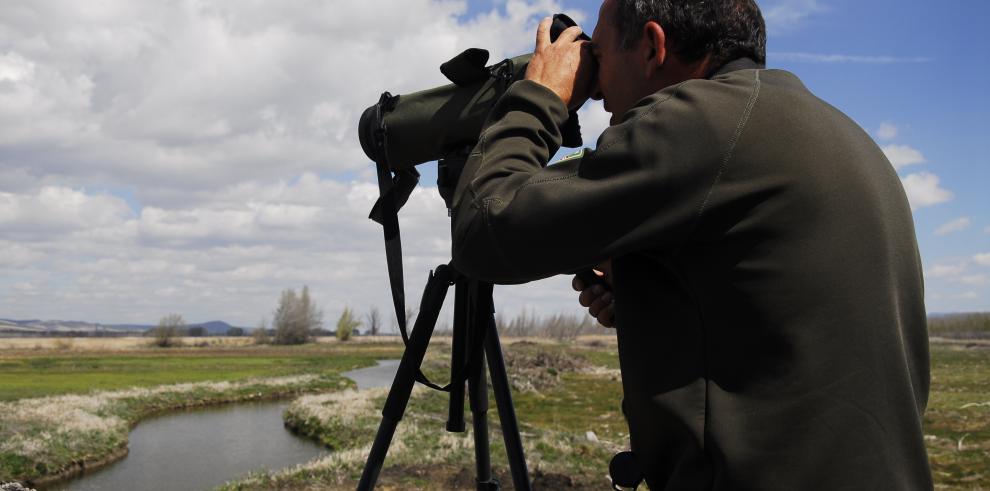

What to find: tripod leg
left=478, top=284, right=532, bottom=491
left=467, top=286, right=496, bottom=489
left=446, top=280, right=468, bottom=433
left=358, top=266, right=453, bottom=491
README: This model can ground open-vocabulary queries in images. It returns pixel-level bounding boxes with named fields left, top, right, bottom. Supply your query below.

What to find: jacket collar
left=709, top=57, right=765, bottom=78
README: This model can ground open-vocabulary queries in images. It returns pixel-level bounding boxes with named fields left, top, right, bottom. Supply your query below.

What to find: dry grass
left=0, top=334, right=614, bottom=353
left=227, top=381, right=619, bottom=491
left=0, top=335, right=426, bottom=352
left=0, top=336, right=253, bottom=351
left=222, top=342, right=627, bottom=490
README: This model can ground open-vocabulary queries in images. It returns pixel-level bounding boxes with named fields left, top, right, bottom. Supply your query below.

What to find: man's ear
left=642, top=21, right=666, bottom=72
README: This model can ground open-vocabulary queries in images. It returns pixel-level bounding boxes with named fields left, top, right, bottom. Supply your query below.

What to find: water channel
left=53, top=359, right=400, bottom=491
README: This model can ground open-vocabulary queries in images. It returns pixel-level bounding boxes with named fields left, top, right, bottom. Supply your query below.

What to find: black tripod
left=358, top=148, right=531, bottom=489
left=357, top=265, right=532, bottom=490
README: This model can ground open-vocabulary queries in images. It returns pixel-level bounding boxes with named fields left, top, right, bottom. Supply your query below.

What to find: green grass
left=925, top=344, right=990, bottom=488
left=0, top=342, right=404, bottom=484
left=224, top=341, right=990, bottom=490
left=2, top=340, right=987, bottom=489
left=0, top=344, right=403, bottom=401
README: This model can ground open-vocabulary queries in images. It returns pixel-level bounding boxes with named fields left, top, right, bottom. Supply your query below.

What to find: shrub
left=150, top=313, right=185, bottom=348
left=336, top=307, right=361, bottom=341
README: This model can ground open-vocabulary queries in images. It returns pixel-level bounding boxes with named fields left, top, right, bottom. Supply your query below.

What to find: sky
left=1, top=0, right=988, bottom=327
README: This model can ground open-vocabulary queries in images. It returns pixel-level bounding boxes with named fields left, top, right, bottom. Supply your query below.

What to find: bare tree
left=151, top=313, right=185, bottom=347
left=273, top=285, right=323, bottom=345
left=253, top=318, right=270, bottom=345
left=365, top=306, right=382, bottom=336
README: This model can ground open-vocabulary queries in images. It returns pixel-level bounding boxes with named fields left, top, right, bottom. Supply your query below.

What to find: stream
left=52, top=359, right=400, bottom=491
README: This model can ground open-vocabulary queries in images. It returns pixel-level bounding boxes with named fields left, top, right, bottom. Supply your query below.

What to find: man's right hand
left=572, top=260, right=614, bottom=327
left=525, top=17, right=596, bottom=110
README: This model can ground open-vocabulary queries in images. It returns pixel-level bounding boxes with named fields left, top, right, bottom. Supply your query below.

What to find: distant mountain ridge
left=0, top=318, right=243, bottom=335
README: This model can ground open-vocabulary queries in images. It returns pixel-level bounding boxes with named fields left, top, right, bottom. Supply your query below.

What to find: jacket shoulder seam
left=692, top=71, right=762, bottom=233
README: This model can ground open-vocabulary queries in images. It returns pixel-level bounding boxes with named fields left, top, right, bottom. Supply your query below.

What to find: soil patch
left=504, top=346, right=589, bottom=392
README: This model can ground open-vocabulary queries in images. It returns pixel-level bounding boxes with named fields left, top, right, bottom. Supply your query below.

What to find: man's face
left=591, top=0, right=650, bottom=124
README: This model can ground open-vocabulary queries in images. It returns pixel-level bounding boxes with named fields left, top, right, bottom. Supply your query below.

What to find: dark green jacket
left=451, top=61, right=932, bottom=489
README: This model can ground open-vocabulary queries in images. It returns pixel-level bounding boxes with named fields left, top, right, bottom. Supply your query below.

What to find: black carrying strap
left=369, top=169, right=419, bottom=227
left=367, top=92, right=487, bottom=392
left=367, top=92, right=416, bottom=346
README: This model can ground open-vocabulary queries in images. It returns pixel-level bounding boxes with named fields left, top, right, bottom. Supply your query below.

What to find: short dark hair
left=613, top=0, right=766, bottom=67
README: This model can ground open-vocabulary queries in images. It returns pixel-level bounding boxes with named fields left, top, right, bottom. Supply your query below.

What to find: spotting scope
left=357, top=14, right=589, bottom=172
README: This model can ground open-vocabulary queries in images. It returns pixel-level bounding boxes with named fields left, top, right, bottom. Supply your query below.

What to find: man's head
left=591, top=0, right=766, bottom=122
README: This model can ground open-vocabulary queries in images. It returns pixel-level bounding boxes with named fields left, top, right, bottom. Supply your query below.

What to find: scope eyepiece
left=550, top=13, right=590, bottom=42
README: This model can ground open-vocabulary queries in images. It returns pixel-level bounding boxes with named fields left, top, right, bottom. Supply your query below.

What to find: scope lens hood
left=358, top=103, right=381, bottom=163
left=359, top=92, right=401, bottom=165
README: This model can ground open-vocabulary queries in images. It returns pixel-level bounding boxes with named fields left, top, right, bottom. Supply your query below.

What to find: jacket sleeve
left=450, top=78, right=740, bottom=284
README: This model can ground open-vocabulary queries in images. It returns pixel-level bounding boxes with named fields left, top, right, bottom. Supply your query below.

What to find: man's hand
left=572, top=260, right=614, bottom=327
left=525, top=17, right=596, bottom=110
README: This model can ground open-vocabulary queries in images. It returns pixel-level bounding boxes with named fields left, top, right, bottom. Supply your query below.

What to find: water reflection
left=54, top=402, right=323, bottom=491
left=341, top=359, right=400, bottom=390
left=53, top=359, right=400, bottom=491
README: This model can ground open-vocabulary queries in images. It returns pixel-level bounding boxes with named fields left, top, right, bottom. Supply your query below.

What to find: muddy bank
left=28, top=445, right=128, bottom=489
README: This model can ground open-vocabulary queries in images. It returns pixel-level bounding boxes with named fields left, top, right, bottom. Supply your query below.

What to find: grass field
left=0, top=338, right=402, bottom=401
left=925, top=344, right=990, bottom=488
left=0, top=340, right=404, bottom=485
left=0, top=337, right=987, bottom=489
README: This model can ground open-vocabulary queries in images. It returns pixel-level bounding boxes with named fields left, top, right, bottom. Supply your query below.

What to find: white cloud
left=900, top=172, right=953, bottom=211
left=0, top=242, right=45, bottom=269
left=0, top=176, right=457, bottom=324
left=771, top=53, right=933, bottom=64
left=0, top=0, right=572, bottom=203
left=958, top=275, right=990, bottom=287
left=927, top=263, right=967, bottom=279
left=0, top=0, right=600, bottom=325
left=935, top=217, right=971, bottom=236
left=975, top=253, right=990, bottom=267
left=883, top=144, right=926, bottom=169
left=762, top=0, right=825, bottom=31
left=0, top=186, right=134, bottom=240
left=877, top=122, right=898, bottom=141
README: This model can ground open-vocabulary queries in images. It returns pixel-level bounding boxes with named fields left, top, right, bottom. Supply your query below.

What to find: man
left=450, top=0, right=932, bottom=488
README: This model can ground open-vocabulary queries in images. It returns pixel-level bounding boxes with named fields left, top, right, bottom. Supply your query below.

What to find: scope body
left=359, top=54, right=532, bottom=171
left=358, top=13, right=588, bottom=171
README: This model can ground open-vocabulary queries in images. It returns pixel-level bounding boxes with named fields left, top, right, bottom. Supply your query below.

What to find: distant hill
left=190, top=321, right=236, bottom=335
left=0, top=318, right=245, bottom=336
left=0, top=318, right=133, bottom=335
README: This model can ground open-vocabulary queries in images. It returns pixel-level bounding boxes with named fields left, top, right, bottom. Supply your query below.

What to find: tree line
left=927, top=312, right=990, bottom=339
